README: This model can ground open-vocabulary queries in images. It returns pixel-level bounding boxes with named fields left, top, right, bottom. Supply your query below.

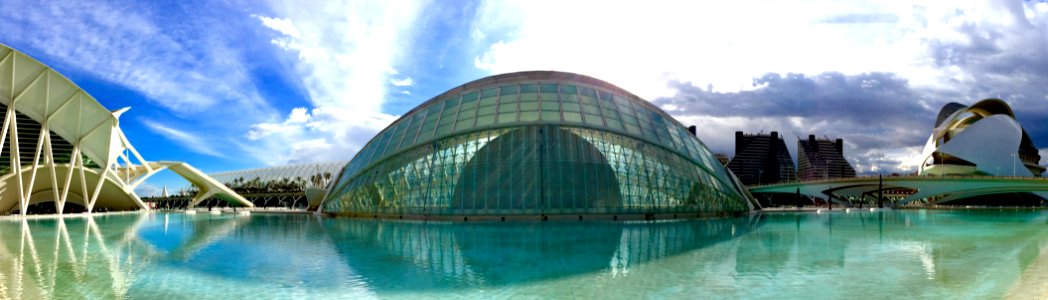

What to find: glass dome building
left=321, top=71, right=754, bottom=220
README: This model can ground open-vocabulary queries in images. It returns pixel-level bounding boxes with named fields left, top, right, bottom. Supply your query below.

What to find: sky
left=2, top=0, right=1048, bottom=195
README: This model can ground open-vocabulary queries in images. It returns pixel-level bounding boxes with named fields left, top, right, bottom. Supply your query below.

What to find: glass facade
left=322, top=71, right=752, bottom=217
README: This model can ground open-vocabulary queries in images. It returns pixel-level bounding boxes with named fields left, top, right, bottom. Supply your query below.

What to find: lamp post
left=758, top=170, right=764, bottom=185
left=939, top=151, right=947, bottom=177
left=1011, top=153, right=1017, bottom=177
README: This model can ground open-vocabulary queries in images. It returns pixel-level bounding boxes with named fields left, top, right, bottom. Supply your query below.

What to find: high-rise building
left=797, top=135, right=856, bottom=181
left=726, top=131, right=796, bottom=185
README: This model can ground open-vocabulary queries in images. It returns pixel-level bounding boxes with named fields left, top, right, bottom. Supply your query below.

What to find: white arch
left=0, top=44, right=250, bottom=215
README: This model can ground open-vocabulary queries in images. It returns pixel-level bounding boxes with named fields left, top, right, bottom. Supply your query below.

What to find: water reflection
left=0, top=215, right=155, bottom=299
left=2, top=210, right=1048, bottom=298
left=323, top=216, right=763, bottom=291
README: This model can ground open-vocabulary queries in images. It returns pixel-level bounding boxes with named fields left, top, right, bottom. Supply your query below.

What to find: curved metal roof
left=336, top=71, right=732, bottom=189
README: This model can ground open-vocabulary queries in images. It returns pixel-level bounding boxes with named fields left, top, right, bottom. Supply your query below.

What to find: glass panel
left=521, top=84, right=538, bottom=93
left=417, top=130, right=434, bottom=141
left=540, top=84, right=558, bottom=93
left=420, top=122, right=437, bottom=134
left=325, top=125, right=750, bottom=216
left=497, top=112, right=517, bottom=123
left=462, top=92, right=478, bottom=102
left=520, top=102, right=539, bottom=111
left=438, top=113, right=455, bottom=124
left=480, top=88, right=498, bottom=98
left=561, top=92, right=579, bottom=103
left=480, top=97, right=498, bottom=107
left=478, top=105, right=497, bottom=116
left=579, top=95, right=597, bottom=105
left=579, top=86, right=597, bottom=96
left=562, top=103, right=580, bottom=112
left=559, top=85, right=577, bottom=94
left=606, top=118, right=624, bottom=130
left=621, top=114, right=637, bottom=124
left=457, top=107, right=476, bottom=120
left=563, top=112, right=582, bottom=123
left=476, top=115, right=495, bottom=126
left=443, top=96, right=460, bottom=107
left=583, top=104, right=600, bottom=114
left=541, top=102, right=560, bottom=111
left=436, top=122, right=455, bottom=135
left=499, top=85, right=519, bottom=95
left=520, top=111, right=539, bottom=121
left=501, top=103, right=520, bottom=112
left=541, top=111, right=561, bottom=121
left=626, top=124, right=641, bottom=134
left=455, top=117, right=475, bottom=130
left=584, top=114, right=603, bottom=126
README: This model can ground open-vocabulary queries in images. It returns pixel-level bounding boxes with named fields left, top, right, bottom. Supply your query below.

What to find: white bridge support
left=0, top=43, right=249, bottom=215
left=750, top=176, right=1048, bottom=205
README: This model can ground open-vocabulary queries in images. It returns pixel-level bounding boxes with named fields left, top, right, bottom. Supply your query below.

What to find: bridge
left=748, top=175, right=1048, bottom=206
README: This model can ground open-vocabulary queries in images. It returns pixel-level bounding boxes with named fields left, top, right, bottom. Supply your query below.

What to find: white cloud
left=471, top=0, right=1048, bottom=175
left=141, top=119, right=226, bottom=158
left=250, top=1, right=427, bottom=165
left=134, top=182, right=163, bottom=198
left=469, top=1, right=1045, bottom=100
left=390, top=77, right=414, bottom=87
left=471, top=0, right=916, bottom=98
left=0, top=1, right=274, bottom=116
left=255, top=16, right=302, bottom=39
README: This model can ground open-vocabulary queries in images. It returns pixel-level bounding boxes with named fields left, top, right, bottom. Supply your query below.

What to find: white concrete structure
left=0, top=44, right=250, bottom=215
left=919, top=99, right=1044, bottom=177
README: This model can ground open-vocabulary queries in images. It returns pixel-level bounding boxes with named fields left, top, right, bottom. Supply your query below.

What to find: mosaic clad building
left=321, top=71, right=755, bottom=220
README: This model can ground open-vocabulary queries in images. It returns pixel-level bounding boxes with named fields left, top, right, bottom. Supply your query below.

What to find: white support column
left=0, top=107, right=10, bottom=170
left=59, top=146, right=80, bottom=206
left=77, top=147, right=91, bottom=213
left=86, top=162, right=112, bottom=213
left=120, top=131, right=152, bottom=173
left=10, top=108, right=25, bottom=215
left=23, top=126, right=48, bottom=208
left=44, top=130, right=62, bottom=213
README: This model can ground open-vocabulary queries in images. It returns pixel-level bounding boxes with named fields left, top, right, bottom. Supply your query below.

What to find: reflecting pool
left=1, top=209, right=1047, bottom=298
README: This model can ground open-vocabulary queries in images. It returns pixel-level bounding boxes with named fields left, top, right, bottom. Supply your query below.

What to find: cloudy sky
left=2, top=0, right=1048, bottom=193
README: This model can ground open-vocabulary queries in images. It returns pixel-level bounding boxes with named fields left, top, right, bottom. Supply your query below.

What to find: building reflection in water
left=2, top=210, right=1048, bottom=298
left=0, top=213, right=267, bottom=299
left=323, top=215, right=764, bottom=291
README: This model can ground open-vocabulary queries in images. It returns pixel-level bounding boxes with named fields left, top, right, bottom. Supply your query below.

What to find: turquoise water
left=1, top=210, right=1047, bottom=299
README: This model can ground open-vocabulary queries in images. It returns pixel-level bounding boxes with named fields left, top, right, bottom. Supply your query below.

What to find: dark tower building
left=727, top=131, right=797, bottom=185
left=797, top=135, right=856, bottom=181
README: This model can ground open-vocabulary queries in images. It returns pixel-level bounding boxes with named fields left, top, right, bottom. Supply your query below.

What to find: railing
left=748, top=174, right=1048, bottom=188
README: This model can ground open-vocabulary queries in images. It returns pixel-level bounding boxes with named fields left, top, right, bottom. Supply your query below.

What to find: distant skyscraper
left=727, top=131, right=796, bottom=185
left=797, top=135, right=856, bottom=181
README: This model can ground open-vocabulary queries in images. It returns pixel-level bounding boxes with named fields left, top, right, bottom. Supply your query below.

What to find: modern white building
left=919, top=99, right=1044, bottom=177
left=0, top=44, right=250, bottom=215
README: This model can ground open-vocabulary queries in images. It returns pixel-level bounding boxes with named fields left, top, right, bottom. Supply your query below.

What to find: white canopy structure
left=0, top=43, right=251, bottom=215
left=919, top=99, right=1045, bottom=177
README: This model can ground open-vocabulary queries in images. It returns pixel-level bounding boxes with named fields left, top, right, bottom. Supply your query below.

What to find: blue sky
left=3, top=0, right=1048, bottom=194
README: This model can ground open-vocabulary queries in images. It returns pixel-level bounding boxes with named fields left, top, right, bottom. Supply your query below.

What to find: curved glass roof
left=337, top=71, right=731, bottom=187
